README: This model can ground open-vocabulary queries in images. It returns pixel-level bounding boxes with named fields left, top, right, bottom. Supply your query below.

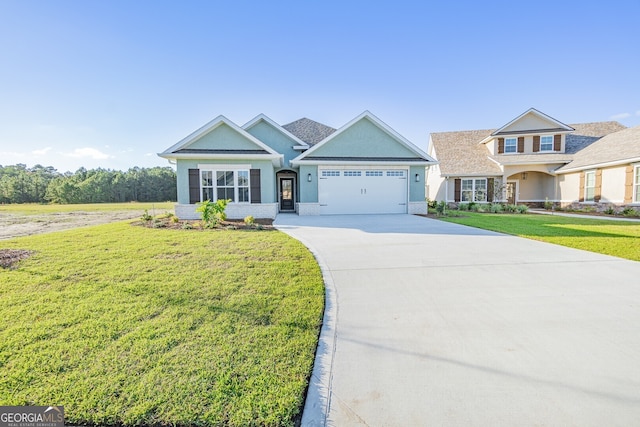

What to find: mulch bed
left=0, top=249, right=33, bottom=269
left=133, top=216, right=274, bottom=231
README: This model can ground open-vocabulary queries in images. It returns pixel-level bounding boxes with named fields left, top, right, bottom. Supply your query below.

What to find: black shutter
left=250, top=169, right=261, bottom=203
left=454, top=179, right=461, bottom=202
left=188, top=169, right=200, bottom=204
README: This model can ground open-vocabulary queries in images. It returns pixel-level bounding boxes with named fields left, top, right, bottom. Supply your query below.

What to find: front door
left=280, top=178, right=294, bottom=211
left=506, top=181, right=517, bottom=204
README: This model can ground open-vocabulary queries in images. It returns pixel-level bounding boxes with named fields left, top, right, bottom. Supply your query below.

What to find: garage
left=318, top=168, right=408, bottom=214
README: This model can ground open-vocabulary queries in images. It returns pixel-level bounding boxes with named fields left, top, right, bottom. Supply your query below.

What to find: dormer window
left=540, top=135, right=553, bottom=151
left=504, top=137, right=517, bottom=153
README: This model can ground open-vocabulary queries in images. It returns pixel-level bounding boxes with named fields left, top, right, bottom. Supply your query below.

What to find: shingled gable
left=242, top=113, right=309, bottom=149
left=291, top=110, right=435, bottom=165
left=158, top=115, right=283, bottom=166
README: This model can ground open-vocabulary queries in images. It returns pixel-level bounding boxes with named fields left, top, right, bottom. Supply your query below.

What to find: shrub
left=458, top=203, right=469, bottom=211
left=604, top=205, right=617, bottom=215
left=622, top=206, right=639, bottom=217
left=427, top=199, right=438, bottom=209
left=181, top=221, right=193, bottom=230
left=141, top=209, right=153, bottom=222
left=544, top=198, right=553, bottom=210
left=517, top=204, right=529, bottom=214
left=244, top=215, right=255, bottom=226
left=504, top=204, right=518, bottom=213
left=490, top=203, right=504, bottom=213
left=196, top=199, right=230, bottom=228
left=436, top=201, right=446, bottom=215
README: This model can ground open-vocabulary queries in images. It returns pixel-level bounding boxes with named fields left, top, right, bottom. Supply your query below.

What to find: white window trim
left=461, top=178, right=488, bottom=202
left=504, top=137, right=517, bottom=154
left=584, top=170, right=596, bottom=203
left=540, top=135, right=554, bottom=152
left=200, top=169, right=251, bottom=203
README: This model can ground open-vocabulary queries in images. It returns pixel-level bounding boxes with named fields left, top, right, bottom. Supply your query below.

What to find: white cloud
left=610, top=112, right=631, bottom=120
left=32, top=147, right=52, bottom=156
left=65, top=147, right=113, bottom=159
left=144, top=152, right=154, bottom=157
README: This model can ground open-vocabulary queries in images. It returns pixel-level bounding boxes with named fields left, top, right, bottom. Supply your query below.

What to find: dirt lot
left=0, top=210, right=150, bottom=240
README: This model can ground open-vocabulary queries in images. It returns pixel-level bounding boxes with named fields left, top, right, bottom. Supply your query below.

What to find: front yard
left=0, top=221, right=324, bottom=426
left=440, top=212, right=640, bottom=261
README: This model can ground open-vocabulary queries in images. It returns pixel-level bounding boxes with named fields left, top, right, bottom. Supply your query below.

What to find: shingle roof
left=282, top=118, right=336, bottom=146
left=430, top=121, right=626, bottom=176
left=557, top=125, right=640, bottom=172
left=429, top=129, right=502, bottom=176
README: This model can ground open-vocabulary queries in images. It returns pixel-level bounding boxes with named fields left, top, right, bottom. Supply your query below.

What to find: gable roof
left=556, top=125, right=640, bottom=173
left=431, top=121, right=626, bottom=177
left=242, top=114, right=309, bottom=148
left=291, top=111, right=436, bottom=165
left=158, top=115, right=282, bottom=165
left=480, top=108, right=574, bottom=143
left=282, top=118, right=336, bottom=146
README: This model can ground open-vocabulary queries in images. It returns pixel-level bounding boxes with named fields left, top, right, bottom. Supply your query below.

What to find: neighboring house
left=159, top=111, right=436, bottom=219
left=426, top=108, right=637, bottom=210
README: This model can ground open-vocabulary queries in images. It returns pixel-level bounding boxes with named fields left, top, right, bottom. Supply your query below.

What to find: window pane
left=585, top=172, right=595, bottom=187
left=541, top=136, right=553, bottom=151
left=201, top=171, right=213, bottom=186
left=635, top=167, right=640, bottom=184
left=475, top=179, right=487, bottom=190
left=217, top=187, right=234, bottom=202
left=461, top=191, right=472, bottom=202
left=238, top=170, right=249, bottom=186
left=461, top=179, right=473, bottom=190
left=585, top=188, right=595, bottom=202
left=238, top=187, right=249, bottom=202
left=202, top=187, right=214, bottom=201
left=505, top=138, right=516, bottom=153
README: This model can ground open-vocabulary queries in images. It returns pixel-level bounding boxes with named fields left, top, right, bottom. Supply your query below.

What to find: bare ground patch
left=0, top=210, right=152, bottom=240
left=0, top=249, right=33, bottom=269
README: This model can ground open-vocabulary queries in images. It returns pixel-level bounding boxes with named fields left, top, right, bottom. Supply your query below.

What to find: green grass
left=0, top=202, right=175, bottom=215
left=0, top=222, right=324, bottom=426
left=440, top=212, right=640, bottom=261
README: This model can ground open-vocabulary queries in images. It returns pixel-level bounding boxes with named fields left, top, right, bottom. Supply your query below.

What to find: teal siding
left=409, top=165, right=426, bottom=202
left=176, top=159, right=276, bottom=204
left=299, top=165, right=318, bottom=203
left=311, top=118, right=418, bottom=158
left=245, top=121, right=299, bottom=166
left=187, top=123, right=264, bottom=151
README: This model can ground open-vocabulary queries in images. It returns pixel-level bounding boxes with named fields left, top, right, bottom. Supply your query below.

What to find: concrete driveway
left=274, top=214, right=640, bottom=427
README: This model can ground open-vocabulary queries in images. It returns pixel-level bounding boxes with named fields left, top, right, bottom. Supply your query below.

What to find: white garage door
left=318, top=169, right=408, bottom=214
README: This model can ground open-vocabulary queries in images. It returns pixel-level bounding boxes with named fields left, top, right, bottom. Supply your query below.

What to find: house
left=159, top=111, right=437, bottom=219
left=425, top=108, right=638, bottom=210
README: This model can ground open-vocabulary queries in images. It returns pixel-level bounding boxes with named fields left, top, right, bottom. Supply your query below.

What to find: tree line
left=0, top=164, right=176, bottom=204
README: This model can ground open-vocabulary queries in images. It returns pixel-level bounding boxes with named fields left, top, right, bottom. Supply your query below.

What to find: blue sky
left=1, top=0, right=639, bottom=172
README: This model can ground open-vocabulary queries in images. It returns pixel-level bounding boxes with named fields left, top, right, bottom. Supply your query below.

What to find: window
left=200, top=169, right=250, bottom=203
left=540, top=135, right=553, bottom=151
left=366, top=171, right=383, bottom=177
left=321, top=170, right=340, bottom=177
left=585, top=170, right=596, bottom=202
left=635, top=165, right=640, bottom=203
left=344, top=171, right=362, bottom=177
left=386, top=171, right=405, bottom=177
left=504, top=137, right=517, bottom=153
left=461, top=178, right=487, bottom=202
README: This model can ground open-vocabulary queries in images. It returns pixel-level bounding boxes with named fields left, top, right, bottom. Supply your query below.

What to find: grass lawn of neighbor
left=0, top=219, right=324, bottom=426
left=440, top=212, right=640, bottom=261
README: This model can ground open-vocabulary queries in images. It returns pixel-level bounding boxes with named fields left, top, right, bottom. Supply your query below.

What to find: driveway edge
left=274, top=223, right=337, bottom=427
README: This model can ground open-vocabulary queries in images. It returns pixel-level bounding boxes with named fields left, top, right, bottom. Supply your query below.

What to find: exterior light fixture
left=307, top=173, right=312, bottom=182
left=415, top=173, right=420, bottom=182
left=521, top=172, right=528, bottom=180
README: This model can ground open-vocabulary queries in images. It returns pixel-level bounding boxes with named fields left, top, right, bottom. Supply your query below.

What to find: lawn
left=440, top=212, right=640, bottom=261
left=0, top=221, right=325, bottom=426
